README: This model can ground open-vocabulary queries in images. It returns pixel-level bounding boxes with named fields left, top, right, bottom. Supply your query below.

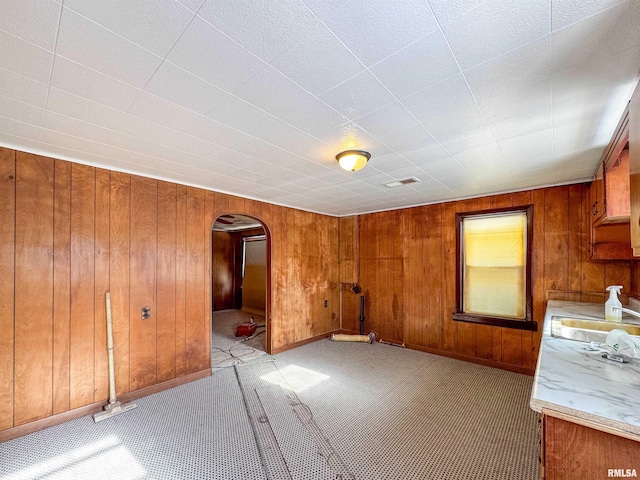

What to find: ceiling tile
left=354, top=102, right=417, bottom=138
left=377, top=124, right=438, bottom=154
left=64, top=0, right=194, bottom=57
left=0, top=1, right=638, bottom=216
left=552, top=1, right=640, bottom=75
left=207, top=97, right=285, bottom=140
left=198, top=0, right=318, bottom=63
left=56, top=8, right=163, bottom=88
left=232, top=66, right=345, bottom=135
left=0, top=30, right=53, bottom=83
left=50, top=56, right=141, bottom=110
left=465, top=36, right=551, bottom=102
left=442, top=0, right=550, bottom=70
left=370, top=153, right=414, bottom=171
left=320, top=70, right=396, bottom=120
left=371, top=30, right=459, bottom=99
left=316, top=122, right=393, bottom=160
left=0, top=97, right=44, bottom=126
left=279, top=96, right=348, bottom=137
left=176, top=0, right=206, bottom=13
left=298, top=0, right=348, bottom=20
left=426, top=0, right=486, bottom=27
left=0, top=131, right=41, bottom=153
left=478, top=80, right=552, bottom=140
left=46, top=88, right=126, bottom=131
left=384, top=165, right=424, bottom=180
left=165, top=16, right=266, bottom=93
left=499, top=129, right=553, bottom=164
left=554, top=132, right=600, bottom=158
left=440, top=126, right=496, bottom=155
left=0, top=116, right=43, bottom=141
left=403, top=75, right=487, bottom=142
left=0, top=68, right=49, bottom=108
left=0, top=0, right=61, bottom=51
left=453, top=141, right=504, bottom=168
left=270, top=22, right=364, bottom=96
left=324, top=0, right=439, bottom=67
left=145, top=61, right=230, bottom=114
left=551, top=0, right=628, bottom=31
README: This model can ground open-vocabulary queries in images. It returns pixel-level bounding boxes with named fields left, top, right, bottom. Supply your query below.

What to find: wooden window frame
left=453, top=205, right=537, bottom=331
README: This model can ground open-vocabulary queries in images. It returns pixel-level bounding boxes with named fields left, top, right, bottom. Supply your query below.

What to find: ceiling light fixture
left=336, top=150, right=371, bottom=172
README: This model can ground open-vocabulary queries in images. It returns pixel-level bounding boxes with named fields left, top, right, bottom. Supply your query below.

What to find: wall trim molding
left=271, top=331, right=338, bottom=354
left=0, top=369, right=211, bottom=443
left=338, top=328, right=535, bottom=376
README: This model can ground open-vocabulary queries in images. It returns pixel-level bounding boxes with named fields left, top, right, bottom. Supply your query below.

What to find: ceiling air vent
left=384, top=177, right=420, bottom=188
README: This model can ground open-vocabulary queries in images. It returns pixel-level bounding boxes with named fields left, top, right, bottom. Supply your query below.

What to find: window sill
left=453, top=312, right=538, bottom=331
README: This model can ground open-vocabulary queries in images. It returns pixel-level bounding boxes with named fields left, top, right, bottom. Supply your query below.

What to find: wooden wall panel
left=69, top=164, right=95, bottom=410
left=402, top=208, right=419, bottom=345
left=157, top=181, right=177, bottom=382
left=129, top=176, right=157, bottom=390
left=351, top=184, right=627, bottom=373
left=441, top=202, right=458, bottom=353
left=0, top=148, right=15, bottom=430
left=185, top=187, right=205, bottom=373
left=175, top=185, right=187, bottom=377
left=2, top=147, right=348, bottom=436
left=212, top=231, right=235, bottom=310
left=14, top=153, right=54, bottom=425
left=52, top=161, right=71, bottom=414
left=203, top=191, right=213, bottom=368
left=339, top=216, right=358, bottom=284
left=7, top=143, right=630, bottom=435
left=427, top=204, right=443, bottom=350
left=109, top=172, right=130, bottom=395
left=280, top=208, right=297, bottom=347
left=94, top=169, right=110, bottom=401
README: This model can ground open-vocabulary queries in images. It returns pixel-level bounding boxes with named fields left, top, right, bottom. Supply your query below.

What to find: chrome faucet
left=612, top=306, right=640, bottom=325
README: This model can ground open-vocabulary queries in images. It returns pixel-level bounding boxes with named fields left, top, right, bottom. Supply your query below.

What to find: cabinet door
left=544, top=415, right=640, bottom=480
left=630, top=82, right=640, bottom=255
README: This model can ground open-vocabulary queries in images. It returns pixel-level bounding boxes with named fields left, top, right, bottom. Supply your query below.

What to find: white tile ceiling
left=0, top=0, right=639, bottom=216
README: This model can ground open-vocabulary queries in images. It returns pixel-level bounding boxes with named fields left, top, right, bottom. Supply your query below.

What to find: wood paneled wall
left=0, top=148, right=340, bottom=434
left=342, top=184, right=635, bottom=373
left=212, top=227, right=265, bottom=311
left=212, top=231, right=237, bottom=311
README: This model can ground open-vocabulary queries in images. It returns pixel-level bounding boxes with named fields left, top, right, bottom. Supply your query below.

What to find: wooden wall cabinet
left=542, top=414, right=640, bottom=480
left=629, top=82, right=640, bottom=255
left=589, top=100, right=634, bottom=260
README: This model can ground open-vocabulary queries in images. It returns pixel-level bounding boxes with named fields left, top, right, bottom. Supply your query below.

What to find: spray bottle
left=605, top=285, right=623, bottom=322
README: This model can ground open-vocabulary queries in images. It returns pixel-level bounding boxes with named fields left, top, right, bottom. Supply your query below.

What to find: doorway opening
left=211, top=214, right=271, bottom=368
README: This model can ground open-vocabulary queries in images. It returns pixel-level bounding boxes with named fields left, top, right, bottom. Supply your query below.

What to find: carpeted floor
left=210, top=309, right=268, bottom=369
left=0, top=338, right=539, bottom=480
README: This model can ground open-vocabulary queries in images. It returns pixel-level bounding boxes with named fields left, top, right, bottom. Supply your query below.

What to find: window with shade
left=453, top=206, right=536, bottom=331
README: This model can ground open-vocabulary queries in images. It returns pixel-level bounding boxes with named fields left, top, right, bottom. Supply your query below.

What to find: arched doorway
left=211, top=214, right=271, bottom=368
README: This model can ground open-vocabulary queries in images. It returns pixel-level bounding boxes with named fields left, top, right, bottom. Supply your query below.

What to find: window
left=453, top=206, right=536, bottom=331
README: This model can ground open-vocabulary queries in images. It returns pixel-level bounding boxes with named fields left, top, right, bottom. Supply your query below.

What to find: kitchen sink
left=550, top=316, right=640, bottom=343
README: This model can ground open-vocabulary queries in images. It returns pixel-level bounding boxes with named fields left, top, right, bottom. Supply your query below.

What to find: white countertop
left=530, top=300, right=640, bottom=437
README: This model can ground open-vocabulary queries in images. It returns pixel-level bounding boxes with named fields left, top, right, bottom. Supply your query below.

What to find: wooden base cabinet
left=542, top=414, right=640, bottom=480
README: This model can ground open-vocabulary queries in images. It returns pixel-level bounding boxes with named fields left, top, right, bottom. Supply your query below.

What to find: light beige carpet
left=274, top=339, right=540, bottom=480
left=0, top=331, right=539, bottom=480
left=211, top=309, right=268, bottom=368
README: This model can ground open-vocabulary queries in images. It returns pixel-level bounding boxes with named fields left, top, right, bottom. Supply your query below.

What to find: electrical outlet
left=141, top=306, right=151, bottom=319
left=324, top=299, right=328, bottom=308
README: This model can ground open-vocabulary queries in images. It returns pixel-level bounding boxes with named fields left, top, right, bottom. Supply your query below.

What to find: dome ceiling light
left=336, top=150, right=371, bottom=172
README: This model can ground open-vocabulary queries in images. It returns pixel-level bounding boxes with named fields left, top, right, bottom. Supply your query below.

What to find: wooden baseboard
left=0, top=368, right=211, bottom=443
left=335, top=329, right=535, bottom=375
left=404, top=342, right=535, bottom=376
left=271, top=331, right=338, bottom=354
